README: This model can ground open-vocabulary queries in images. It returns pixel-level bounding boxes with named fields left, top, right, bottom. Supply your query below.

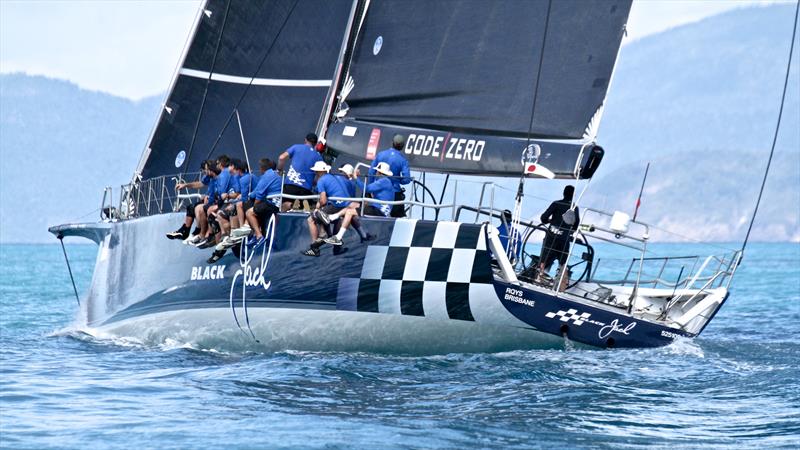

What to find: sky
left=0, top=0, right=787, bottom=100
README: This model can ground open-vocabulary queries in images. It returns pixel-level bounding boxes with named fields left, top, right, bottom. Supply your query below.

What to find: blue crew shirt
left=365, top=177, right=395, bottom=216
left=228, top=173, right=241, bottom=199
left=317, top=173, right=355, bottom=208
left=215, top=167, right=234, bottom=198
left=238, top=172, right=257, bottom=201
left=369, top=148, right=411, bottom=192
left=205, top=175, right=218, bottom=203
left=251, top=169, right=282, bottom=206
left=284, top=144, right=322, bottom=190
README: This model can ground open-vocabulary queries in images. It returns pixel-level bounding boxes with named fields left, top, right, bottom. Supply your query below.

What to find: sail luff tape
left=179, top=68, right=331, bottom=87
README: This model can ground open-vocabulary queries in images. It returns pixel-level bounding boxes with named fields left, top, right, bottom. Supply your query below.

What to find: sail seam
left=179, top=68, right=331, bottom=87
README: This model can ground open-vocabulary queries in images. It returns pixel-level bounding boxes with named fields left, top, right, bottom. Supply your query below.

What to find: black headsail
left=136, top=0, right=353, bottom=180
left=324, top=0, right=631, bottom=178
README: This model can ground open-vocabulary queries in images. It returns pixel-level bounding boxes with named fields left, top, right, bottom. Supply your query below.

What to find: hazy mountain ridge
left=0, top=4, right=798, bottom=243
left=0, top=73, right=161, bottom=242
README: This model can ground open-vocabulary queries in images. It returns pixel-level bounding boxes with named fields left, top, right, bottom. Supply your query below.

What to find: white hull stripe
left=178, top=68, right=331, bottom=87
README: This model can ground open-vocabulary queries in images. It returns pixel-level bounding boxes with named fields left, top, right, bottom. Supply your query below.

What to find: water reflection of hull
left=92, top=307, right=571, bottom=354
left=52, top=212, right=696, bottom=352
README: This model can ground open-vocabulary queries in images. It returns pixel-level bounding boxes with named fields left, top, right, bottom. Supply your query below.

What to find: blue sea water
left=0, top=242, right=798, bottom=449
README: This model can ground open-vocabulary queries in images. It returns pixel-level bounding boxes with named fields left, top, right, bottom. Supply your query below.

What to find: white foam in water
left=71, top=307, right=573, bottom=355
left=663, top=336, right=705, bottom=358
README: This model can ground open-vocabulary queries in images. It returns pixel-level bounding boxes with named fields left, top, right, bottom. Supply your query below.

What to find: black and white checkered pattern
left=544, top=309, right=591, bottom=326
left=336, top=219, right=494, bottom=322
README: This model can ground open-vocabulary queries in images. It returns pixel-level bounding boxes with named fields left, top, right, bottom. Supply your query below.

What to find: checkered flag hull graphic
left=545, top=309, right=591, bottom=326
left=336, top=219, right=495, bottom=322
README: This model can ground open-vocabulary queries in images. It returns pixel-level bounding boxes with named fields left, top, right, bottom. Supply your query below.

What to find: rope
left=180, top=0, right=233, bottom=178
left=741, top=0, right=799, bottom=253
left=202, top=0, right=301, bottom=161
left=58, top=236, right=80, bottom=306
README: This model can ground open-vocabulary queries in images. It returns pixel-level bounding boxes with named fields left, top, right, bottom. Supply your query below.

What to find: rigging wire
left=740, top=0, right=799, bottom=255
left=57, top=235, right=81, bottom=306
left=180, top=0, right=233, bottom=178
left=202, top=0, right=301, bottom=161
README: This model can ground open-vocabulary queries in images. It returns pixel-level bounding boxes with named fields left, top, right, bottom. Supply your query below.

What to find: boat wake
left=48, top=307, right=587, bottom=356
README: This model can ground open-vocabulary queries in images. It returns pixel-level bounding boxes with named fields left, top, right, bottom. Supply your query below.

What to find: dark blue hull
left=52, top=212, right=697, bottom=351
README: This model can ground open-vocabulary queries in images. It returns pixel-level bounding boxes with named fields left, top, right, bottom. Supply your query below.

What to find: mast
left=316, top=0, right=367, bottom=140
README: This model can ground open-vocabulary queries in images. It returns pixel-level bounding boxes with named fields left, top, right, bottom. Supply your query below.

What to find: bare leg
left=246, top=208, right=263, bottom=239
left=236, top=203, right=245, bottom=228
left=196, top=204, right=208, bottom=237
left=307, top=215, right=319, bottom=242
left=217, top=214, right=230, bottom=237
left=281, top=201, right=293, bottom=212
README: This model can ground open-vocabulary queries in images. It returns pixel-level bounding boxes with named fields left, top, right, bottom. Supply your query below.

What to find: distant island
left=0, top=3, right=797, bottom=243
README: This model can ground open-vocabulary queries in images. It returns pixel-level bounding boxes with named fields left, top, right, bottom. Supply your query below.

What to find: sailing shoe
left=302, top=247, right=321, bottom=257
left=310, top=238, right=325, bottom=249
left=166, top=226, right=189, bottom=240
left=185, top=234, right=203, bottom=246
left=197, top=237, right=217, bottom=249
left=360, top=233, right=375, bottom=243
left=333, top=246, right=348, bottom=256
left=230, top=225, right=252, bottom=238
left=312, top=209, right=331, bottom=225
left=324, top=236, right=343, bottom=246
left=207, top=249, right=226, bottom=264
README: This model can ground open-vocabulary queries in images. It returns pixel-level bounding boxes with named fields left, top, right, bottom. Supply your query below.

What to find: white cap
left=375, top=161, right=393, bottom=176
left=311, top=161, right=331, bottom=172
left=340, top=164, right=354, bottom=177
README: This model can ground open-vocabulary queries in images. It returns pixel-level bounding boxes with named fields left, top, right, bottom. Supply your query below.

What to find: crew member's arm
left=176, top=180, right=205, bottom=190
left=318, top=191, right=328, bottom=208
left=398, top=159, right=412, bottom=185
left=277, top=151, right=290, bottom=173
left=540, top=202, right=555, bottom=224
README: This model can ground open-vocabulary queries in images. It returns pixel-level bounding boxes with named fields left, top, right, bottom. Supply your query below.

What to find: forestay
left=325, top=0, right=631, bottom=178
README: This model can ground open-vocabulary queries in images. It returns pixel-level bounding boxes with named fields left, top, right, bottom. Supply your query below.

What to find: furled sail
left=325, top=0, right=631, bottom=178
left=136, top=0, right=353, bottom=180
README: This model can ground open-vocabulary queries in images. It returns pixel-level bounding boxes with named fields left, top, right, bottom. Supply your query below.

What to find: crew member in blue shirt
left=193, top=154, right=232, bottom=249
left=277, top=133, right=323, bottom=212
left=300, top=162, right=336, bottom=256
left=245, top=158, right=282, bottom=248
left=363, top=162, right=396, bottom=217
left=167, top=159, right=214, bottom=241
left=369, top=134, right=411, bottom=217
left=212, top=159, right=247, bottom=249
left=175, top=162, right=221, bottom=247
left=316, top=165, right=374, bottom=249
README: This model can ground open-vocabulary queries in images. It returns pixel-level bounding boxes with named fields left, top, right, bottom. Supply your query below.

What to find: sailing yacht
left=51, top=0, right=744, bottom=352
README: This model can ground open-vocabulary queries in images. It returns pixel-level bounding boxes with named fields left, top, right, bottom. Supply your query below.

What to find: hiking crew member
left=207, top=159, right=250, bottom=263
left=320, top=166, right=373, bottom=248
left=369, top=134, right=411, bottom=217
left=538, top=185, right=580, bottom=290
left=167, top=160, right=214, bottom=241
left=301, top=162, right=333, bottom=257
left=181, top=163, right=221, bottom=246
left=363, top=162, right=396, bottom=217
left=245, top=158, right=281, bottom=248
left=277, top=133, right=322, bottom=212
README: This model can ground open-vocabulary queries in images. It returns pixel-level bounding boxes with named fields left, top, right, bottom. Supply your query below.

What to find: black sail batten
left=138, top=0, right=353, bottom=180
left=325, top=0, right=630, bottom=178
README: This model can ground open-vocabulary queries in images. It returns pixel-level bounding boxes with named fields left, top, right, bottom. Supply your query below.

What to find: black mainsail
left=136, top=0, right=353, bottom=180
left=324, top=0, right=631, bottom=178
